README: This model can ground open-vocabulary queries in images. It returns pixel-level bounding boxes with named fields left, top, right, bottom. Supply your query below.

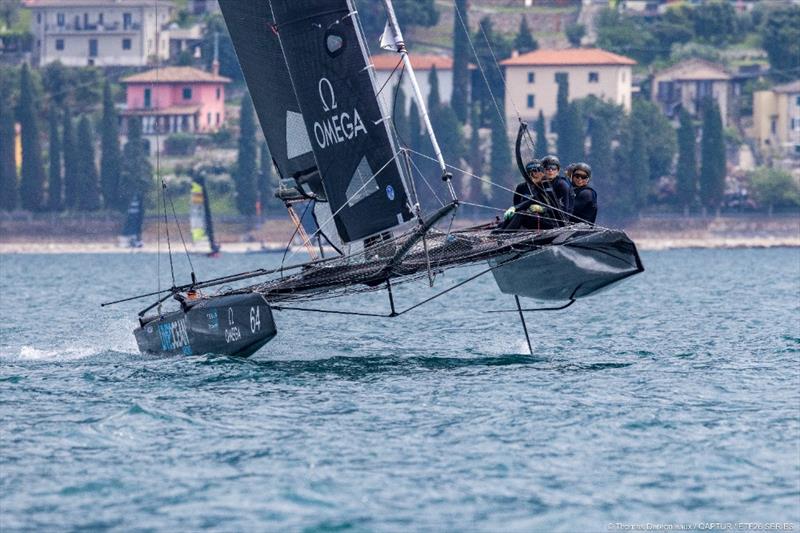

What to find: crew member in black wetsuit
left=569, top=162, right=597, bottom=224
left=497, top=122, right=557, bottom=231
left=541, top=155, right=573, bottom=224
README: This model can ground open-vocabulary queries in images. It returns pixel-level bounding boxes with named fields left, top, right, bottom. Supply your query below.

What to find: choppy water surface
left=1, top=249, right=798, bottom=531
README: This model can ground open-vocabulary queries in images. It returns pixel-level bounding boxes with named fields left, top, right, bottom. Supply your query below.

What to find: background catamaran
left=189, top=176, right=221, bottom=257
left=104, top=0, right=643, bottom=358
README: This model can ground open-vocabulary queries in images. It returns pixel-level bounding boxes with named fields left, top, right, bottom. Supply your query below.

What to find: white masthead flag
left=379, top=21, right=401, bottom=52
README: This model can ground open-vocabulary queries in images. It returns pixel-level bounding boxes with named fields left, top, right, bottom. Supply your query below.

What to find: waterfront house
left=651, top=58, right=734, bottom=126
left=23, top=0, right=173, bottom=67
left=752, top=80, right=800, bottom=162
left=120, top=64, right=230, bottom=153
left=500, top=48, right=635, bottom=134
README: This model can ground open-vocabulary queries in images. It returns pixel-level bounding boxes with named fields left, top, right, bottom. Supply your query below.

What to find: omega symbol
left=318, top=78, right=337, bottom=112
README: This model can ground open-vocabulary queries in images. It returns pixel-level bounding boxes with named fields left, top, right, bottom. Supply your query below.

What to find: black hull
left=489, top=226, right=644, bottom=301
left=134, top=293, right=277, bottom=357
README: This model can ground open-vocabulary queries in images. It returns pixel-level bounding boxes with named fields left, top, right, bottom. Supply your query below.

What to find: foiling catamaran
left=103, top=0, right=643, bottom=357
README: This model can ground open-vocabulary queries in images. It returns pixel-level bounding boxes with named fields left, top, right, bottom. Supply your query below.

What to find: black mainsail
left=221, top=0, right=414, bottom=244
left=217, top=1, right=324, bottom=199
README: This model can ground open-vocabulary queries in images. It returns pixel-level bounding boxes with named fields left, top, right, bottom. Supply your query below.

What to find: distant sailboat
left=118, top=193, right=144, bottom=248
left=190, top=176, right=221, bottom=257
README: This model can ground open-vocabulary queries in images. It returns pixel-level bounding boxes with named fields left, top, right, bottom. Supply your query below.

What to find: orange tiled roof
left=122, top=66, right=230, bottom=84
left=500, top=48, right=636, bottom=67
left=371, top=53, right=455, bottom=71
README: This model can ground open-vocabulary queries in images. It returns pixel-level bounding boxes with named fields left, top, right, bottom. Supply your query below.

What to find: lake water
left=1, top=248, right=798, bottom=531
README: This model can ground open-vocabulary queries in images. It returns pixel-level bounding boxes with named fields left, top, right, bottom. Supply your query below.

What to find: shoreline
left=1, top=236, right=798, bottom=254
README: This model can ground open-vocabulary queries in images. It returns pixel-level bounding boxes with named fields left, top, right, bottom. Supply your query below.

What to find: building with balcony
left=24, top=0, right=173, bottom=67
left=651, top=59, right=734, bottom=126
left=120, top=65, right=230, bottom=153
left=752, top=80, right=800, bottom=162
left=500, top=48, right=635, bottom=134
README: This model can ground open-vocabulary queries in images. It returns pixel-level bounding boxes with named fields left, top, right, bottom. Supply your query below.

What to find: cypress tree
left=451, top=0, right=469, bottom=123
left=534, top=110, right=548, bottom=159
left=676, top=108, right=697, bottom=212
left=553, top=76, right=569, bottom=156
left=62, top=107, right=79, bottom=209
left=120, top=116, right=152, bottom=202
left=258, top=141, right=275, bottom=213
left=17, top=63, right=45, bottom=211
left=628, top=117, right=650, bottom=209
left=0, top=86, right=17, bottom=211
left=76, top=116, right=100, bottom=211
left=562, top=102, right=585, bottom=165
left=100, top=80, right=122, bottom=210
left=513, top=15, right=538, bottom=54
left=588, top=117, right=611, bottom=186
left=699, top=98, right=725, bottom=212
left=468, top=103, right=482, bottom=177
left=427, top=65, right=441, bottom=121
left=437, top=105, right=465, bottom=165
left=47, top=107, right=62, bottom=211
left=393, top=86, right=410, bottom=146
left=607, top=124, right=636, bottom=219
left=472, top=16, right=509, bottom=123
left=408, top=99, right=422, bottom=155
left=234, top=95, right=258, bottom=216
left=489, top=109, right=511, bottom=206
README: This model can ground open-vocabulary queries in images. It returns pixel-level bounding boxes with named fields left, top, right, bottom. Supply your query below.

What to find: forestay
left=269, top=0, right=414, bottom=243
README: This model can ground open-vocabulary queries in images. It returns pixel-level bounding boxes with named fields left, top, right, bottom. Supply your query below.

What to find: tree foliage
left=489, top=108, right=511, bottom=205
left=468, top=103, right=482, bottom=178
left=392, top=86, right=410, bottom=145
left=201, top=14, right=243, bottom=82
left=408, top=99, right=422, bottom=155
left=760, top=5, right=800, bottom=82
left=472, top=16, right=510, bottom=126
left=119, top=116, right=152, bottom=204
left=62, top=107, right=79, bottom=209
left=259, top=141, right=278, bottom=213
left=588, top=117, right=611, bottom=190
left=699, top=98, right=726, bottom=209
left=0, top=82, right=17, bottom=211
left=234, top=96, right=258, bottom=216
left=749, top=167, right=800, bottom=210
left=565, top=23, right=585, bottom=48
left=435, top=105, right=465, bottom=165
left=100, top=80, right=122, bottom=210
left=676, top=108, right=697, bottom=209
left=358, top=0, right=439, bottom=39
left=514, top=16, right=538, bottom=54
left=534, top=110, right=547, bottom=160
left=17, top=63, right=45, bottom=211
left=451, top=0, right=470, bottom=123
left=75, top=116, right=100, bottom=211
left=47, top=107, right=62, bottom=211
left=631, top=100, right=676, bottom=181
left=427, top=65, right=441, bottom=118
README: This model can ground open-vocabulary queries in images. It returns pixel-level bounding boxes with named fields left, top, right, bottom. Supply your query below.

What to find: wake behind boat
left=107, top=0, right=643, bottom=358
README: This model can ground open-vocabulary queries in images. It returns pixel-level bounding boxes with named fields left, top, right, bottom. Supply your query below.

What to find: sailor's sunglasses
left=528, top=167, right=543, bottom=173
left=545, top=165, right=559, bottom=170
left=573, top=173, right=589, bottom=180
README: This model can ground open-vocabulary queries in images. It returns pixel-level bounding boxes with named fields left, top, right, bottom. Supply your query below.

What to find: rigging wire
left=452, top=1, right=535, bottom=153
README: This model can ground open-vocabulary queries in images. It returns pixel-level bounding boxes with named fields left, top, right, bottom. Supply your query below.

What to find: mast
left=381, top=0, right=457, bottom=202
left=201, top=178, right=219, bottom=254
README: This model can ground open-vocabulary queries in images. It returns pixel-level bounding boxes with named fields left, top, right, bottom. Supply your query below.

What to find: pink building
left=121, top=65, right=230, bottom=150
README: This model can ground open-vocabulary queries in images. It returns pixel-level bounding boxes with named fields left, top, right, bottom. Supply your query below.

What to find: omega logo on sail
left=313, top=77, right=367, bottom=149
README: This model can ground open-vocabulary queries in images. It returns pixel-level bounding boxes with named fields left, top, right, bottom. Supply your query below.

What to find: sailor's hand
left=529, top=204, right=545, bottom=214
left=504, top=206, right=516, bottom=220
